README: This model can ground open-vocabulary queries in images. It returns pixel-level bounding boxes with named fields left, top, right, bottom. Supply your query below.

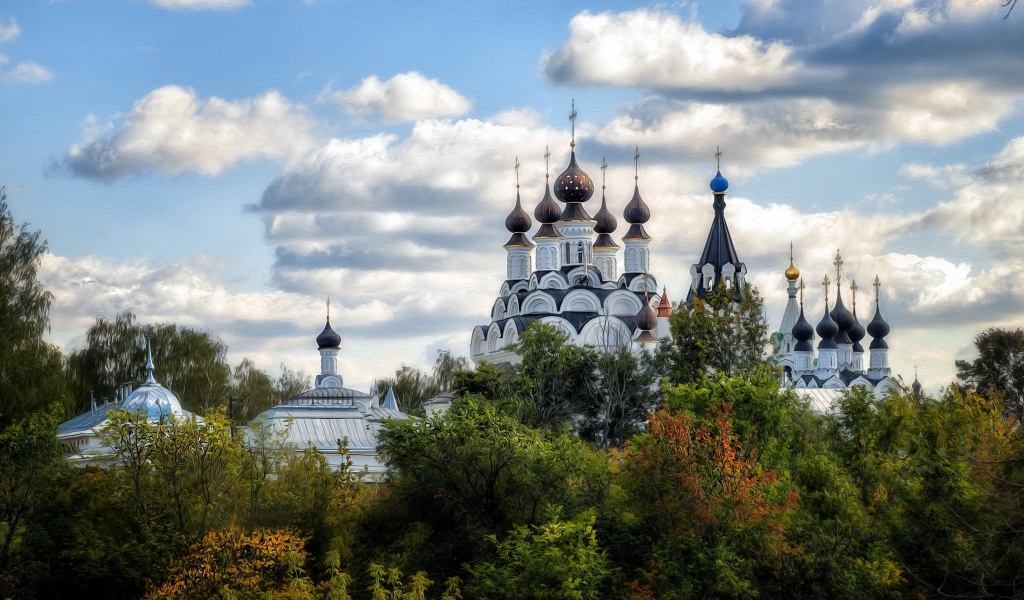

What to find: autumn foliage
left=625, top=404, right=797, bottom=598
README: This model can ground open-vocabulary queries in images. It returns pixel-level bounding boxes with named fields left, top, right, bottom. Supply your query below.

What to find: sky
left=2, top=0, right=1023, bottom=394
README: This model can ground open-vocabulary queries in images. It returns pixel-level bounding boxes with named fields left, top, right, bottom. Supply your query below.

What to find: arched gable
left=565, top=265, right=602, bottom=288
left=486, top=323, right=502, bottom=352
left=521, top=291, right=558, bottom=314
left=539, top=271, right=569, bottom=290
left=581, top=317, right=633, bottom=349
left=628, top=274, right=657, bottom=293
left=471, top=328, right=486, bottom=357
left=822, top=376, right=844, bottom=390
left=503, top=320, right=519, bottom=345
left=539, top=316, right=577, bottom=339
left=508, top=280, right=529, bottom=295
left=604, top=290, right=643, bottom=316
left=560, top=289, right=600, bottom=313
left=507, top=295, right=520, bottom=317
left=499, top=281, right=512, bottom=297
left=491, top=297, right=506, bottom=320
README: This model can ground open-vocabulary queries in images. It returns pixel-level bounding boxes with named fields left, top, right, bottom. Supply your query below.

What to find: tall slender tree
left=0, top=187, right=70, bottom=427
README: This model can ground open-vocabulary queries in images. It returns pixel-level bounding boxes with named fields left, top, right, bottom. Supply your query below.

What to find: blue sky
left=3, top=0, right=1023, bottom=392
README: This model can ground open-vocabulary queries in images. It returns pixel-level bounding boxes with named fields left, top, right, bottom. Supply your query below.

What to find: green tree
left=0, top=409, right=70, bottom=587
left=375, top=350, right=470, bottom=416
left=657, top=283, right=769, bottom=385
left=581, top=346, right=660, bottom=449
left=465, top=512, right=611, bottom=600
left=505, top=322, right=599, bottom=429
left=955, top=327, right=1024, bottom=417
left=376, top=398, right=610, bottom=579
left=0, top=187, right=70, bottom=427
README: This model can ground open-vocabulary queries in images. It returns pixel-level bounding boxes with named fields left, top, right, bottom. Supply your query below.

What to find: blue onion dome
left=553, top=150, right=594, bottom=203
left=317, top=318, right=342, bottom=349
left=710, top=170, right=729, bottom=193
left=122, top=339, right=184, bottom=420
left=623, top=184, right=651, bottom=224
left=534, top=181, right=561, bottom=224
left=816, top=303, right=839, bottom=348
left=505, top=190, right=532, bottom=234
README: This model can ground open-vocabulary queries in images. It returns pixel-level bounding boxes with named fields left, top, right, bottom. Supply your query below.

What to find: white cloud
left=148, top=0, right=249, bottom=9
left=0, top=18, right=20, bottom=43
left=65, top=85, right=318, bottom=179
left=2, top=60, right=53, bottom=84
left=543, top=10, right=808, bottom=92
left=319, top=72, right=472, bottom=123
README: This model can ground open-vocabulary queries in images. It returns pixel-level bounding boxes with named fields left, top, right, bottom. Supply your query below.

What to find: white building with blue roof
left=57, top=339, right=197, bottom=466
left=245, top=313, right=410, bottom=478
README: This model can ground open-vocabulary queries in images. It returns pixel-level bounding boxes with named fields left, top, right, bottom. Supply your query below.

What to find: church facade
left=470, top=126, right=671, bottom=366
left=770, top=249, right=899, bottom=401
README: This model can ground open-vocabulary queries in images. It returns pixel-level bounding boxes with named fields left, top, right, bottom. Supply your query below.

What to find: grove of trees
left=4, top=190, right=1024, bottom=599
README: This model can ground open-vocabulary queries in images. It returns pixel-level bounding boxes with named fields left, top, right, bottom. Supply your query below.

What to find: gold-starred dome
left=785, top=258, right=800, bottom=282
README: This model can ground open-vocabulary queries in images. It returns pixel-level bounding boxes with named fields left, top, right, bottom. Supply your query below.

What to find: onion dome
left=635, top=299, right=658, bottom=343
left=504, top=188, right=534, bottom=247
left=792, top=307, right=814, bottom=352
left=622, top=184, right=652, bottom=240
left=623, top=183, right=651, bottom=225
left=710, top=170, right=729, bottom=194
left=816, top=303, right=838, bottom=349
left=594, top=193, right=617, bottom=234
left=848, top=305, right=866, bottom=352
left=317, top=318, right=342, bottom=349
left=785, top=245, right=800, bottom=282
left=533, top=153, right=564, bottom=240
left=830, top=289, right=855, bottom=344
left=505, top=190, right=532, bottom=234
left=912, top=375, right=922, bottom=397
left=867, top=304, right=890, bottom=349
left=553, top=150, right=594, bottom=204
left=122, top=338, right=184, bottom=420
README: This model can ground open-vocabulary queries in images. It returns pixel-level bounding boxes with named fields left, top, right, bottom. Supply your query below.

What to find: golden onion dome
left=785, top=259, right=800, bottom=282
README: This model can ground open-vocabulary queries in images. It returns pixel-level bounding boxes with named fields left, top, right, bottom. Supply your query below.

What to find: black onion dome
left=866, top=303, right=890, bottom=339
left=635, top=301, right=657, bottom=331
left=553, top=151, right=595, bottom=203
left=534, top=183, right=561, bottom=224
left=594, top=195, right=617, bottom=234
left=830, top=291, right=856, bottom=333
left=816, top=303, right=838, bottom=348
left=505, top=191, right=532, bottom=234
left=912, top=377, right=922, bottom=396
left=792, top=307, right=814, bottom=342
left=848, top=306, right=866, bottom=346
left=316, top=319, right=341, bottom=349
left=623, top=184, right=651, bottom=224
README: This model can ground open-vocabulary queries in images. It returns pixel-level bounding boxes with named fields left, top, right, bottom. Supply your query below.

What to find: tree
left=465, top=512, right=611, bottom=600
left=375, top=350, right=470, bottom=416
left=0, top=410, right=69, bottom=582
left=142, top=529, right=316, bottom=600
left=375, top=398, right=611, bottom=578
left=0, top=187, right=70, bottom=427
left=66, top=311, right=308, bottom=418
left=505, top=322, right=599, bottom=429
left=657, top=283, right=769, bottom=385
left=955, top=327, right=1024, bottom=417
left=580, top=346, right=660, bottom=449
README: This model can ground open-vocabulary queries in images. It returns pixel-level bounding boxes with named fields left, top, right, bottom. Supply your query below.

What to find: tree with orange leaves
left=623, top=402, right=798, bottom=599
